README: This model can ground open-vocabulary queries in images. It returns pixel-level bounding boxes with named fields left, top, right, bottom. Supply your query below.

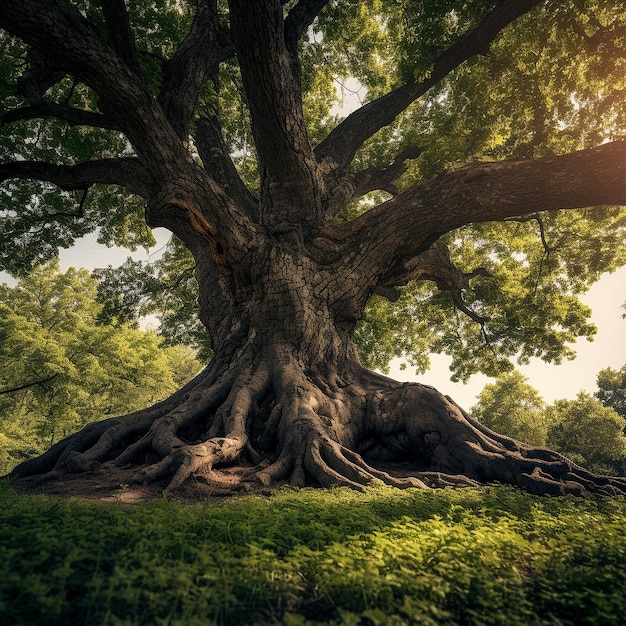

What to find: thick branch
left=351, top=146, right=423, bottom=199
left=314, top=0, right=542, bottom=175
left=3, top=103, right=117, bottom=130
left=17, top=65, right=66, bottom=103
left=339, top=141, right=626, bottom=288
left=98, top=0, right=142, bottom=77
left=0, top=0, right=195, bottom=179
left=0, top=158, right=151, bottom=197
left=228, top=0, right=323, bottom=226
left=158, top=0, right=226, bottom=138
left=194, top=116, right=258, bottom=216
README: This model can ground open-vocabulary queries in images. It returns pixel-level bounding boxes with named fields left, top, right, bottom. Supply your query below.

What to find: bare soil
left=11, top=463, right=276, bottom=505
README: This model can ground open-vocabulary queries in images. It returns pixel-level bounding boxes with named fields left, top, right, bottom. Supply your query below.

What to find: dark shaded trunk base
left=9, top=356, right=626, bottom=499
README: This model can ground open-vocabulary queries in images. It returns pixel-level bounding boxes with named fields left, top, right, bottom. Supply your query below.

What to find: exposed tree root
left=9, top=357, right=626, bottom=499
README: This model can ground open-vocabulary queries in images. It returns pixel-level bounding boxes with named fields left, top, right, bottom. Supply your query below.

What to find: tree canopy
left=471, top=371, right=548, bottom=446
left=547, top=393, right=626, bottom=473
left=596, top=363, right=626, bottom=418
left=2, top=0, right=626, bottom=496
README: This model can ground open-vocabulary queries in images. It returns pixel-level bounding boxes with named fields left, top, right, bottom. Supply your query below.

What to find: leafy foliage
left=471, top=372, right=547, bottom=446
left=93, top=238, right=213, bottom=362
left=342, top=0, right=626, bottom=379
left=1, top=482, right=626, bottom=625
left=472, top=372, right=626, bottom=473
left=596, top=363, right=626, bottom=418
left=546, top=393, right=626, bottom=473
left=0, top=262, right=202, bottom=473
left=1, top=0, right=626, bottom=382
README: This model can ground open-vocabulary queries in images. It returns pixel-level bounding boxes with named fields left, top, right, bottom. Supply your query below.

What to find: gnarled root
left=9, top=357, right=626, bottom=499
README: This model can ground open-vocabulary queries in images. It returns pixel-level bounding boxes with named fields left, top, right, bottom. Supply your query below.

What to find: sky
left=2, top=228, right=624, bottom=411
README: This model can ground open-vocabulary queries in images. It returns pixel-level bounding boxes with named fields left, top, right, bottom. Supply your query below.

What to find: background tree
left=546, top=393, right=626, bottom=474
left=2, top=0, right=626, bottom=496
left=93, top=240, right=214, bottom=362
left=596, top=364, right=626, bottom=418
left=0, top=262, right=202, bottom=473
left=471, top=372, right=547, bottom=446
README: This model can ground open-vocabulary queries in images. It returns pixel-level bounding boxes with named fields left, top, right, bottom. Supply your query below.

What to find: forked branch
left=376, top=240, right=490, bottom=325
left=351, top=146, right=424, bottom=200
left=314, top=0, right=542, bottom=175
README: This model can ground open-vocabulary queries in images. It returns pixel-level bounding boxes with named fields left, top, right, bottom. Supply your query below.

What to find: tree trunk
left=11, top=234, right=626, bottom=498
left=4, top=0, right=626, bottom=499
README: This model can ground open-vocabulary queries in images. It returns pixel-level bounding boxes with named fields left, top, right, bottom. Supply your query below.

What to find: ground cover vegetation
left=2, top=0, right=626, bottom=496
left=1, top=482, right=626, bottom=625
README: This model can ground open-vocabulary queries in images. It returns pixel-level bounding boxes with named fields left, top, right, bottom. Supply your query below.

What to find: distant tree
left=546, top=393, right=626, bottom=474
left=471, top=372, right=547, bottom=446
left=0, top=262, right=202, bottom=473
left=93, top=239, right=214, bottom=362
left=596, top=364, right=626, bottom=419
left=2, top=0, right=626, bottom=495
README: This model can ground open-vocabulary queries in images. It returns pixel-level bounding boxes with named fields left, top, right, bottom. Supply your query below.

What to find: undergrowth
left=1, top=480, right=625, bottom=625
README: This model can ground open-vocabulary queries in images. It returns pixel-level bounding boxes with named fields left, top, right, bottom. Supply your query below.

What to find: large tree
left=2, top=0, right=626, bottom=496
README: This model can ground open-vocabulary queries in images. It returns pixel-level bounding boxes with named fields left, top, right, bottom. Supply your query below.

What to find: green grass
left=1, top=481, right=625, bottom=625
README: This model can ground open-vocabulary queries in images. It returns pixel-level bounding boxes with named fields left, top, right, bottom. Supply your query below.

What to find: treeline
left=0, top=262, right=203, bottom=474
left=472, top=369, right=626, bottom=475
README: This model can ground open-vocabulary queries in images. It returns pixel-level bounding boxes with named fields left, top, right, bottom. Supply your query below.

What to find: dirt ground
left=10, top=463, right=277, bottom=505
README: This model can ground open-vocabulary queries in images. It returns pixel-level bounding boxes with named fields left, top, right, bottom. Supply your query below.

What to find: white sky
left=2, top=228, right=623, bottom=410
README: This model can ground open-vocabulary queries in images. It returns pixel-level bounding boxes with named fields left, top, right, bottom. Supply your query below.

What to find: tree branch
left=17, top=64, right=66, bottom=103
left=0, top=0, right=196, bottom=180
left=375, top=240, right=490, bottom=325
left=314, top=0, right=542, bottom=175
left=337, top=141, right=626, bottom=289
left=0, top=373, right=59, bottom=395
left=193, top=115, right=258, bottom=216
left=284, top=0, right=329, bottom=54
left=3, top=102, right=118, bottom=130
left=0, top=0, right=250, bottom=246
left=351, top=145, right=423, bottom=199
left=98, top=0, right=142, bottom=77
left=228, top=0, right=324, bottom=227
left=0, top=158, right=151, bottom=197
left=158, top=0, right=230, bottom=138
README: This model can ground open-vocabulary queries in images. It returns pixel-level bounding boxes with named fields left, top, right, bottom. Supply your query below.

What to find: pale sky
left=388, top=265, right=626, bottom=408
left=2, top=228, right=624, bottom=410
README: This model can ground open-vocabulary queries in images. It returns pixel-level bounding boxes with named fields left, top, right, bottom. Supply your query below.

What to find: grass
left=1, top=480, right=625, bottom=625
